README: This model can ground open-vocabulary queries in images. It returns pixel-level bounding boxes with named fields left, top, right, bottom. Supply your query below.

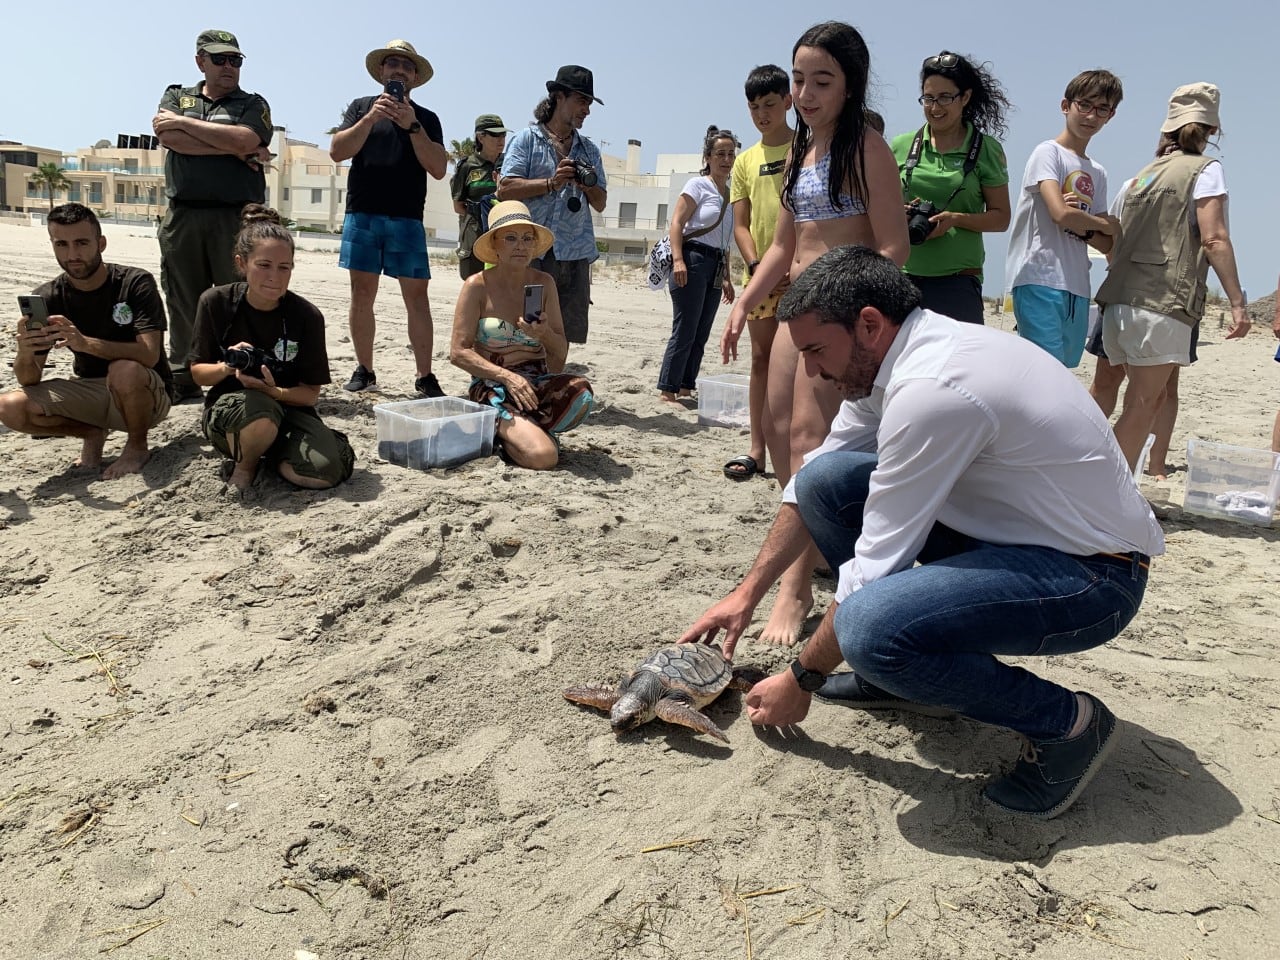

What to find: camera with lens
left=225, top=345, right=284, bottom=377
left=571, top=159, right=598, bottom=188
left=905, top=199, right=939, bottom=246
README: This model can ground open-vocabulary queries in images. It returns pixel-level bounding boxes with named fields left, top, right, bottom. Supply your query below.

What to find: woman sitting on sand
left=449, top=201, right=594, bottom=469
left=189, top=205, right=354, bottom=495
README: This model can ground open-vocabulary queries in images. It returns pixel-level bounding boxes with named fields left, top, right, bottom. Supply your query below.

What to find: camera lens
left=567, top=196, right=582, bottom=213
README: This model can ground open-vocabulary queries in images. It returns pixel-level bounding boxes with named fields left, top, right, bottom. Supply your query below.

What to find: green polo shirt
left=158, top=82, right=272, bottom=206
left=891, top=123, right=1008, bottom=278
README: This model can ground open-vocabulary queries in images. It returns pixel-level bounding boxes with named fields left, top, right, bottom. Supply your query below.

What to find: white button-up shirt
left=782, top=308, right=1165, bottom=603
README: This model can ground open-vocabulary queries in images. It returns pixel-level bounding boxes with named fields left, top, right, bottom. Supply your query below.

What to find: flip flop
left=723, top=454, right=760, bottom=481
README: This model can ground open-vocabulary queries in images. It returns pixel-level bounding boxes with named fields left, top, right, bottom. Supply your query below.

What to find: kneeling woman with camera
left=189, top=205, right=354, bottom=493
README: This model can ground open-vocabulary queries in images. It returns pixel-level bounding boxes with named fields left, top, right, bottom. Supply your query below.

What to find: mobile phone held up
left=18, top=295, right=49, bottom=331
left=384, top=79, right=405, bottom=102
left=523, top=284, right=544, bottom=325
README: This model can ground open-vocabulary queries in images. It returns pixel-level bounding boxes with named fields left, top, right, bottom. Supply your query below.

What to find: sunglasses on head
left=923, top=53, right=959, bottom=70
left=206, top=52, right=244, bottom=67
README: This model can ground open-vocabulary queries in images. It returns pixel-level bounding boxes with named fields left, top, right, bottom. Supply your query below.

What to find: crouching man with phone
left=329, top=39, right=448, bottom=398
left=0, top=204, right=172, bottom=478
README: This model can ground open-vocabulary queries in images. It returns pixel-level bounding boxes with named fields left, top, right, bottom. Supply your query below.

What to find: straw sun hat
left=473, top=202, right=554, bottom=264
left=365, top=39, right=433, bottom=88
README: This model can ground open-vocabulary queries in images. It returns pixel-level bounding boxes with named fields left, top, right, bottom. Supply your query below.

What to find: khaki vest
left=1096, top=152, right=1213, bottom=326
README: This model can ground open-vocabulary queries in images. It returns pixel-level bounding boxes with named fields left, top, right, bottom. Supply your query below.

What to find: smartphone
left=384, top=79, right=405, bottom=102
left=18, top=295, right=49, bottom=331
left=523, top=284, right=544, bottom=324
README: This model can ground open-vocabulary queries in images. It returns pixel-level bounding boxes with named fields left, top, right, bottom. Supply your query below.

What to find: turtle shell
left=636, top=644, right=732, bottom=703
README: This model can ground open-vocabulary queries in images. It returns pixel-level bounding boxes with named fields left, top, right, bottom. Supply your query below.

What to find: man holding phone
left=330, top=39, right=448, bottom=397
left=154, top=29, right=272, bottom=403
left=0, top=204, right=172, bottom=479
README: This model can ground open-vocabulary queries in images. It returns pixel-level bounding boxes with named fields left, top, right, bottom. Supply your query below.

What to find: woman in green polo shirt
left=892, top=51, right=1011, bottom=324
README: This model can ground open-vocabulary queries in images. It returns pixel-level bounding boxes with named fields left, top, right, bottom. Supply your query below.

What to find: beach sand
left=1, top=222, right=1277, bottom=959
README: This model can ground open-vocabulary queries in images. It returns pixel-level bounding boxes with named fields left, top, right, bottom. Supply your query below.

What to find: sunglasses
left=206, top=53, right=244, bottom=67
left=383, top=56, right=416, bottom=71
left=923, top=53, right=960, bottom=70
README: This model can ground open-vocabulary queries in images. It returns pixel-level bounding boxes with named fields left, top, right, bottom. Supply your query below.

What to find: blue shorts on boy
left=338, top=212, right=430, bottom=279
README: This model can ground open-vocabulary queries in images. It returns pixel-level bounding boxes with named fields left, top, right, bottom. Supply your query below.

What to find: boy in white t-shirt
left=1005, top=70, right=1124, bottom=367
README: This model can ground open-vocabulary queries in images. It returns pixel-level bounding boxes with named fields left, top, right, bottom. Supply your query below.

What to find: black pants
left=908, top=273, right=985, bottom=325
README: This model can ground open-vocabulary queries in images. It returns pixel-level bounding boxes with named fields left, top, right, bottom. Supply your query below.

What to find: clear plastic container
left=373, top=397, right=496, bottom=469
left=1183, top=439, right=1280, bottom=526
left=695, top=373, right=751, bottom=428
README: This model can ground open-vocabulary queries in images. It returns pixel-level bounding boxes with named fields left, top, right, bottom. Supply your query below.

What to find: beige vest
left=1096, top=152, right=1214, bottom=326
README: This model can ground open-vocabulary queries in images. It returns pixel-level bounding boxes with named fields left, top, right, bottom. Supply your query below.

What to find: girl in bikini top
left=785, top=151, right=866, bottom=222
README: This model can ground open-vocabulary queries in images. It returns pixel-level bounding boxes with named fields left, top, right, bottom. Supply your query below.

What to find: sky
left=2, top=0, right=1273, bottom=299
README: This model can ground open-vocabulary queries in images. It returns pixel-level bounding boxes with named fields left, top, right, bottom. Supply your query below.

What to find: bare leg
left=399, top=276, right=434, bottom=377
left=1088, top=355, right=1126, bottom=418
left=348, top=270, right=381, bottom=371
left=1273, top=410, right=1280, bottom=454
left=745, top=314, right=777, bottom=467
left=497, top=416, right=559, bottom=470
left=1113, top=363, right=1177, bottom=470
left=102, top=361, right=156, bottom=479
left=278, top=462, right=337, bottom=490
left=0, top=390, right=105, bottom=468
left=1146, top=366, right=1180, bottom=481
left=225, top=417, right=279, bottom=492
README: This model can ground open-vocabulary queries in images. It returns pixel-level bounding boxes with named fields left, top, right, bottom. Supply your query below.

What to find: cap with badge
left=474, top=114, right=511, bottom=135
left=197, top=29, right=243, bottom=56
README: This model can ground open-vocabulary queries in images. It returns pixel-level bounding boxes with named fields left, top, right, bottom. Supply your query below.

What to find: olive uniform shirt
left=158, top=83, right=272, bottom=205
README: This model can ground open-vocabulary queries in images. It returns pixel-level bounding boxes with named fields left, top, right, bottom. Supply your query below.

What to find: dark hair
left=48, top=202, right=101, bottom=236
left=1156, top=123, right=1213, bottom=157
left=863, top=108, right=885, bottom=135
left=777, top=245, right=920, bottom=329
left=1064, top=70, right=1124, bottom=109
left=919, top=51, right=1011, bottom=139
left=234, top=204, right=293, bottom=263
left=745, top=64, right=789, bottom=101
left=783, top=22, right=871, bottom=214
left=699, top=126, right=739, bottom=175
left=533, top=92, right=558, bottom=125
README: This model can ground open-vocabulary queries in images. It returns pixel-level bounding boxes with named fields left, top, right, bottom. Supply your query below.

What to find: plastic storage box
left=696, top=373, right=751, bottom=428
left=374, top=397, right=496, bottom=469
left=1183, top=439, right=1280, bottom=526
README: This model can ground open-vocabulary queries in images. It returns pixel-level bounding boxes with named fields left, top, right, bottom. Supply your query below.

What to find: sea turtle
left=563, top=644, right=766, bottom=743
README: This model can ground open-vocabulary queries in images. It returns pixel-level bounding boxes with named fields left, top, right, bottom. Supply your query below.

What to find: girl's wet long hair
left=783, top=21, right=871, bottom=213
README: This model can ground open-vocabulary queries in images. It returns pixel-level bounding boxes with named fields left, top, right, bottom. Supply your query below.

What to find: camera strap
left=902, top=125, right=984, bottom=211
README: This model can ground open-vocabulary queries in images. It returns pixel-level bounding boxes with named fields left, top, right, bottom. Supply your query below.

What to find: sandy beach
left=1, top=221, right=1278, bottom=959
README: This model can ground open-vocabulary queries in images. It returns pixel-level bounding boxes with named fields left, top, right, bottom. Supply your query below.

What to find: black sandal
left=723, top=455, right=760, bottom=481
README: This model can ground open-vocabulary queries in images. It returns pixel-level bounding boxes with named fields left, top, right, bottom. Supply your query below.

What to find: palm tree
left=29, top=162, right=71, bottom=213
left=448, top=138, right=475, bottom=164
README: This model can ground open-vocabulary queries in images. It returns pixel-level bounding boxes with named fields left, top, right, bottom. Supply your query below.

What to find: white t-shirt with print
left=679, top=176, right=732, bottom=250
left=1005, top=140, right=1109, bottom=298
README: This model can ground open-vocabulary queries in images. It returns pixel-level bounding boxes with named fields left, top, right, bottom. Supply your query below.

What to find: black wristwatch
left=789, top=659, right=826, bottom=692
left=407, top=121, right=422, bottom=134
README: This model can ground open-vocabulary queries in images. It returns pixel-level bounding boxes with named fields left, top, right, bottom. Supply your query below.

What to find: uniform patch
left=274, top=338, right=298, bottom=363
left=260, top=104, right=272, bottom=129
left=112, top=302, right=134, bottom=326
left=180, top=96, right=197, bottom=110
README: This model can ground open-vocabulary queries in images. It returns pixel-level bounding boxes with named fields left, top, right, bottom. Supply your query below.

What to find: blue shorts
left=338, top=212, right=430, bottom=279
left=1012, top=285, right=1089, bottom=368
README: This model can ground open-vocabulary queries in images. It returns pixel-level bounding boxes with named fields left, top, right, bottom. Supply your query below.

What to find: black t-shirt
left=34, top=263, right=172, bottom=384
left=189, top=283, right=332, bottom=409
left=339, top=95, right=443, bottom=217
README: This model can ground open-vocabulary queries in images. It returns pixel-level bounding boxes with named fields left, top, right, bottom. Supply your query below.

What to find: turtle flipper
left=654, top=699, right=730, bottom=743
left=563, top=685, right=620, bottom=713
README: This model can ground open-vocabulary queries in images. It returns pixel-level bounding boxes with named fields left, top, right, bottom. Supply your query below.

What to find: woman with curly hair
left=891, top=51, right=1012, bottom=324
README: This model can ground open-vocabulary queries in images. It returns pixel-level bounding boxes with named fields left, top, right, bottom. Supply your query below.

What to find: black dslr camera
left=905, top=199, right=939, bottom=246
left=225, top=345, right=284, bottom=377
left=571, top=159, right=598, bottom=188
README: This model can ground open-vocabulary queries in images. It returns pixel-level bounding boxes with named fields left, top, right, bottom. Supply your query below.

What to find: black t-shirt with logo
left=189, top=283, right=331, bottom=410
left=33, top=263, right=172, bottom=384
left=339, top=95, right=443, bottom=218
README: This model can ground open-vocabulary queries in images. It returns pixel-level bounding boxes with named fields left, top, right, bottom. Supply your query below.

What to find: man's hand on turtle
left=678, top=588, right=756, bottom=659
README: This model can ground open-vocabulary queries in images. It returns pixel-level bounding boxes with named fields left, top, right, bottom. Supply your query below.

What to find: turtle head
left=609, top=673, right=662, bottom=735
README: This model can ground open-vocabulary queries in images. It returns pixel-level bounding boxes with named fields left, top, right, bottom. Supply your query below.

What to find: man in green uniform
left=450, top=114, right=509, bottom=279
left=152, top=28, right=272, bottom=402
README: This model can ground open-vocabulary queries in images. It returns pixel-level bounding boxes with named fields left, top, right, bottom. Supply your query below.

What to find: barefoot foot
left=73, top=429, right=106, bottom=470
left=102, top=443, right=151, bottom=480
left=758, top=592, right=815, bottom=647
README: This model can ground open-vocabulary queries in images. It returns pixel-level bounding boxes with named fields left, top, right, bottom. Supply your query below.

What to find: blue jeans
left=795, top=451, right=1148, bottom=741
left=657, top=244, right=722, bottom=393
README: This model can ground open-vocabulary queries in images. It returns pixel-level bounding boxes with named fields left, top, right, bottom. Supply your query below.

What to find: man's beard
left=62, top=252, right=103, bottom=280
left=826, top=349, right=878, bottom=401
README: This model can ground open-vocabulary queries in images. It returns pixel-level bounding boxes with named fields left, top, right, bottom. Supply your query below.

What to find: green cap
left=197, top=29, right=243, bottom=56
left=474, top=114, right=511, bottom=135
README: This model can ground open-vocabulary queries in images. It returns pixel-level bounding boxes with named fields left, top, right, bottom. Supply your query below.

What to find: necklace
left=542, top=123, right=573, bottom=156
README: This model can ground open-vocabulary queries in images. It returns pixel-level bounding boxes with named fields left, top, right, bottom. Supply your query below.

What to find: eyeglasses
left=923, top=53, right=960, bottom=69
left=383, top=56, right=416, bottom=71
left=206, top=53, right=244, bottom=68
left=1071, top=99, right=1115, bottom=118
left=918, top=93, right=963, bottom=107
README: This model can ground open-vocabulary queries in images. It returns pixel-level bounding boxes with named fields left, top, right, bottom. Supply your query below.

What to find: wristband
left=748, top=259, right=760, bottom=276
left=546, top=178, right=554, bottom=194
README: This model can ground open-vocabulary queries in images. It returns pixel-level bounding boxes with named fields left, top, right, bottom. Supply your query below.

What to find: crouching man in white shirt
left=681, top=244, right=1164, bottom=820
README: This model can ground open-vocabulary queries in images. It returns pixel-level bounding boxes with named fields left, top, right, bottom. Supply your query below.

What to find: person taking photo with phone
left=0, top=204, right=172, bottom=479
left=330, top=39, right=448, bottom=398
left=449, top=202, right=594, bottom=470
